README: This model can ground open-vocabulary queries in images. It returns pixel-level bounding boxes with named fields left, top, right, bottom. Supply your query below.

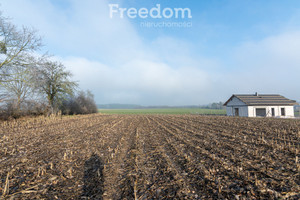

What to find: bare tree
left=0, top=13, right=42, bottom=81
left=0, top=14, right=42, bottom=67
left=0, top=87, right=8, bottom=103
left=35, top=60, right=78, bottom=114
left=1, top=65, right=36, bottom=112
left=0, top=11, right=43, bottom=112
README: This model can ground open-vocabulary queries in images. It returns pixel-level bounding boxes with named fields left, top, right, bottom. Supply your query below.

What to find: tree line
left=0, top=12, right=97, bottom=119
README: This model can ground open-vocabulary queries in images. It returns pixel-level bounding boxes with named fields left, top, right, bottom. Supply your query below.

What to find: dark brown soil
left=0, top=114, right=299, bottom=199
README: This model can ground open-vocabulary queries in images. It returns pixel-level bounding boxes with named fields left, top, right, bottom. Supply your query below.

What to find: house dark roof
left=224, top=94, right=298, bottom=106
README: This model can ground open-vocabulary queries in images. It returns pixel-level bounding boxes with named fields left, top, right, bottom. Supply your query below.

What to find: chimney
left=255, top=92, right=258, bottom=96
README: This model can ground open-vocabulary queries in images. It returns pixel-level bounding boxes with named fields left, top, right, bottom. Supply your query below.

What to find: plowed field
left=0, top=114, right=299, bottom=199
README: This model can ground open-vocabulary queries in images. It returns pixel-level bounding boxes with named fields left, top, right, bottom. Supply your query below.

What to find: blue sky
left=1, top=0, right=300, bottom=105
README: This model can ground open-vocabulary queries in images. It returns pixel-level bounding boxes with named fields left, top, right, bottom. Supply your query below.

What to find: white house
left=224, top=93, right=298, bottom=118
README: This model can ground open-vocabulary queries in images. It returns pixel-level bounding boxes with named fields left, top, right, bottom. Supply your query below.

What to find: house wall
left=226, top=107, right=233, bottom=116
left=226, top=97, right=247, bottom=106
left=226, top=97, right=248, bottom=117
left=282, top=106, right=294, bottom=117
left=226, top=106, right=248, bottom=117
left=248, top=106, right=294, bottom=117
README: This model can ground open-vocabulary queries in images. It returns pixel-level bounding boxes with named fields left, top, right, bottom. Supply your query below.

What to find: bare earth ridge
left=0, top=114, right=299, bottom=199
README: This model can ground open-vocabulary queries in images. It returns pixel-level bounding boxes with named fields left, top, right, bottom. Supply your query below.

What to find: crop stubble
left=0, top=114, right=299, bottom=199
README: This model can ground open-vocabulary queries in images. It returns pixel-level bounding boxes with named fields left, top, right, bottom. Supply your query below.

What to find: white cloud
left=234, top=31, right=300, bottom=69
left=1, top=0, right=216, bottom=105
left=220, top=30, right=300, bottom=100
left=1, top=0, right=146, bottom=63
left=1, top=0, right=300, bottom=105
left=63, top=57, right=211, bottom=105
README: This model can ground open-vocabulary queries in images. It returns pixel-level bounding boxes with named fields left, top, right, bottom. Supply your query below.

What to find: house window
left=234, top=108, right=239, bottom=116
left=281, top=108, right=285, bottom=116
left=271, top=108, right=275, bottom=117
left=256, top=108, right=266, bottom=117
